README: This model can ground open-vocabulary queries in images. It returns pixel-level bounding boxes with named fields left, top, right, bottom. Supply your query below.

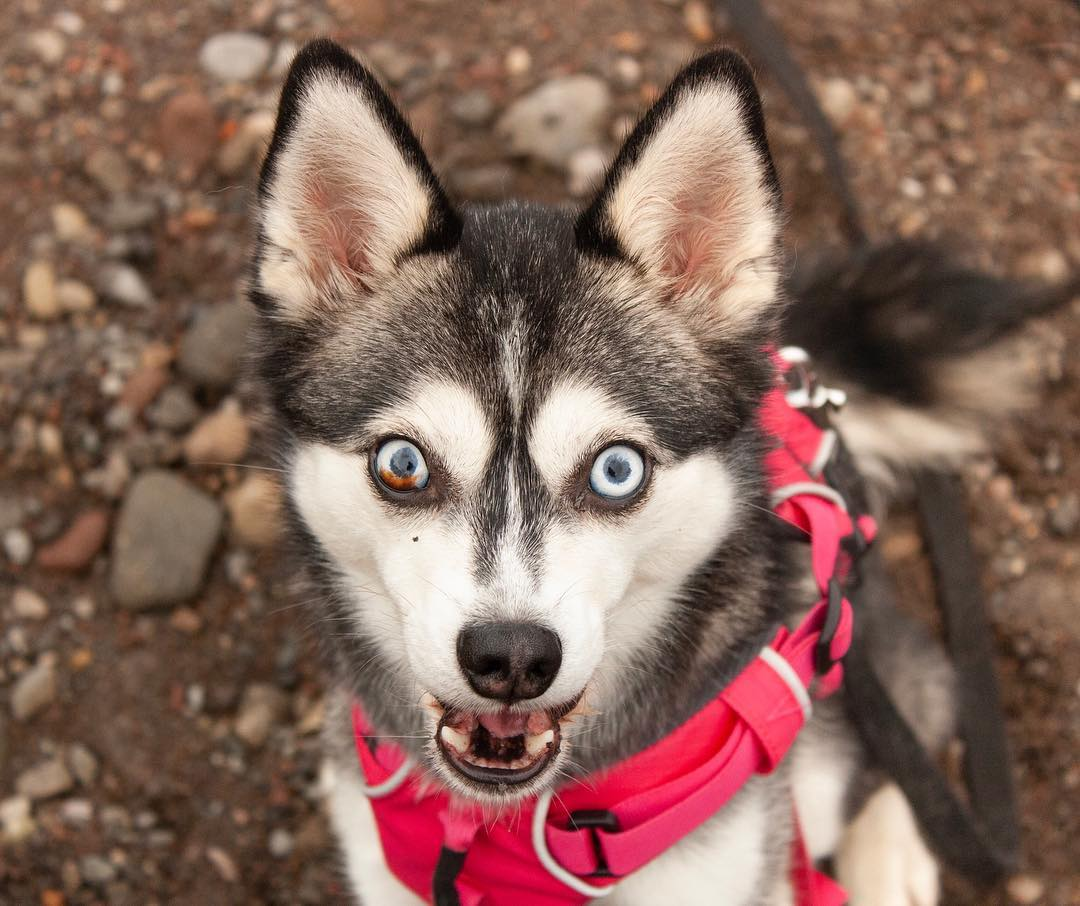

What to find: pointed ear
left=254, top=39, right=460, bottom=321
left=576, top=51, right=782, bottom=331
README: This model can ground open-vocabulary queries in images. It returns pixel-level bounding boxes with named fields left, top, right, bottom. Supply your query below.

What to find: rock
left=23, top=260, right=60, bottom=321
left=504, top=46, right=532, bottom=76
left=1048, top=492, right=1079, bottom=537
left=119, top=364, right=169, bottom=414
left=269, top=828, right=294, bottom=858
left=0, top=796, right=34, bottom=843
left=51, top=203, right=96, bottom=244
left=28, top=29, right=66, bottom=66
left=612, top=55, right=642, bottom=89
left=36, top=510, right=110, bottom=572
left=365, top=41, right=415, bottom=86
left=497, top=76, right=612, bottom=169
left=16, top=758, right=73, bottom=800
left=1007, top=874, right=1045, bottom=904
left=567, top=146, right=609, bottom=197
left=683, top=0, right=715, bottom=42
left=199, top=32, right=271, bottom=82
left=159, top=91, right=218, bottom=172
left=56, top=279, right=97, bottom=313
left=818, top=77, right=858, bottom=127
left=1017, top=248, right=1070, bottom=284
left=448, top=164, right=515, bottom=201
left=11, top=587, right=49, bottom=620
left=147, top=385, right=201, bottom=432
left=206, top=846, right=239, bottom=883
left=104, top=196, right=159, bottom=231
left=97, top=263, right=154, bottom=307
left=183, top=399, right=250, bottom=464
left=11, top=657, right=57, bottom=720
left=85, top=147, right=133, bottom=195
left=67, top=743, right=100, bottom=786
left=178, top=300, right=255, bottom=388
left=110, top=470, right=223, bottom=611
left=217, top=109, right=275, bottom=176
left=234, top=683, right=287, bottom=747
left=225, top=474, right=283, bottom=547
left=3, top=527, right=33, bottom=565
left=79, top=855, right=116, bottom=886
left=450, top=90, right=496, bottom=127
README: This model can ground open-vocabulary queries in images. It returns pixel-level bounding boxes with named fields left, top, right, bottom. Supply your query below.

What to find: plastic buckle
left=778, top=346, right=848, bottom=414
left=568, top=810, right=621, bottom=879
left=814, top=579, right=845, bottom=675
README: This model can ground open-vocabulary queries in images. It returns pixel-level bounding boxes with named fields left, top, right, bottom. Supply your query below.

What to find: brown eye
left=372, top=438, right=429, bottom=493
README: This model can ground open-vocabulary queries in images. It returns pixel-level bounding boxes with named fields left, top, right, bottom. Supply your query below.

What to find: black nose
left=456, top=622, right=562, bottom=702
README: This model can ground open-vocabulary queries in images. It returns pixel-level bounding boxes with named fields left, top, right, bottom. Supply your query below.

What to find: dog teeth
left=525, top=729, right=555, bottom=757
left=440, top=725, right=470, bottom=754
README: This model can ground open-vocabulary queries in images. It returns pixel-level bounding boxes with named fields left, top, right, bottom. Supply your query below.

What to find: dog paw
left=835, top=782, right=939, bottom=906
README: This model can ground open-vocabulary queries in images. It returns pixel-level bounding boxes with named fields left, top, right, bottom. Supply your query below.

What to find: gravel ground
left=1, top=1, right=1077, bottom=904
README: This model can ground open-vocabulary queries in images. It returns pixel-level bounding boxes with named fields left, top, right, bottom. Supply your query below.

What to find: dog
left=248, top=38, right=1055, bottom=905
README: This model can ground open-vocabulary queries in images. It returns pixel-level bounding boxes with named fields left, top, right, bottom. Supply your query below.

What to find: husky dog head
left=253, top=39, right=786, bottom=802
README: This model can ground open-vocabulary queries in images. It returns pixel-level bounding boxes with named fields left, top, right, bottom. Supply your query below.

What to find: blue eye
left=589, top=445, right=647, bottom=500
left=373, top=438, right=430, bottom=493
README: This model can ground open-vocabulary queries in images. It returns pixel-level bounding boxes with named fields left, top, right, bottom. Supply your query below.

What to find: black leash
left=713, top=2, right=1023, bottom=880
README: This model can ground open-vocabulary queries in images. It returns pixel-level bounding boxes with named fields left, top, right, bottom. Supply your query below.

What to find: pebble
left=683, top=1, right=715, bottom=42
left=56, top=279, right=97, bottom=313
left=147, top=385, right=201, bottom=432
left=1048, top=492, right=1079, bottom=537
left=448, top=164, right=515, bottom=201
left=104, top=196, right=159, bottom=232
left=818, top=77, right=858, bottom=126
left=450, top=90, right=496, bottom=127
left=4, top=527, right=34, bottom=566
left=109, top=470, right=223, bottom=611
left=504, top=46, right=532, bottom=76
left=217, top=110, right=276, bottom=176
left=36, top=510, right=110, bottom=572
left=178, top=300, right=255, bottom=388
left=497, top=76, right=612, bottom=169
left=612, top=56, right=643, bottom=89
left=60, top=799, right=94, bottom=826
left=23, top=260, right=60, bottom=321
left=1017, top=248, right=1070, bottom=284
left=0, top=796, right=34, bottom=843
left=566, top=146, right=609, bottom=197
left=28, top=29, right=66, bottom=66
left=67, top=743, right=100, bottom=786
left=183, top=399, right=251, bottom=464
left=12, top=587, right=49, bottom=620
left=365, top=42, right=415, bottom=86
left=199, top=32, right=271, bottom=82
left=79, top=855, right=117, bottom=886
left=159, top=91, right=218, bottom=172
left=97, top=263, right=154, bottom=307
left=119, top=363, right=169, bottom=415
left=85, top=148, right=133, bottom=195
left=234, top=683, right=287, bottom=747
left=16, top=758, right=74, bottom=801
left=206, top=846, right=239, bottom=883
left=51, top=203, right=95, bottom=244
left=1006, top=874, right=1045, bottom=903
left=225, top=474, right=283, bottom=547
left=269, top=827, right=294, bottom=858
left=11, top=657, right=58, bottom=720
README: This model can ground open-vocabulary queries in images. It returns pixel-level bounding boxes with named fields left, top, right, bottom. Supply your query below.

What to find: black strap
left=841, top=473, right=1020, bottom=883
left=432, top=845, right=467, bottom=906
left=716, top=0, right=868, bottom=247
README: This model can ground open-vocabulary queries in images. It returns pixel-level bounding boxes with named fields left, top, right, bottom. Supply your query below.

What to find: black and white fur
left=250, top=39, right=1058, bottom=905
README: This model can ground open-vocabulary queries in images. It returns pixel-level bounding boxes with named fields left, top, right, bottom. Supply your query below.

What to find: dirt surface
left=1, top=1, right=1077, bottom=904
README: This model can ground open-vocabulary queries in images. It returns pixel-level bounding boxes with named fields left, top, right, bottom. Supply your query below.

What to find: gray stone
left=3, top=528, right=33, bottom=565
left=147, top=385, right=202, bottom=432
left=103, top=196, right=159, bottom=231
left=448, top=164, right=515, bottom=201
left=11, top=657, right=57, bottom=720
left=234, top=683, right=286, bottom=747
left=67, top=743, right=100, bottom=786
left=97, top=263, right=154, bottom=307
left=85, top=147, right=133, bottom=195
left=199, top=32, right=271, bottom=82
left=450, top=90, right=496, bottom=127
left=0, top=797, right=34, bottom=843
left=1049, top=492, right=1079, bottom=537
left=16, top=758, right=73, bottom=800
left=497, top=76, right=612, bottom=169
left=79, top=854, right=117, bottom=885
left=269, top=827, right=294, bottom=858
left=178, top=300, right=255, bottom=389
left=110, top=470, right=223, bottom=611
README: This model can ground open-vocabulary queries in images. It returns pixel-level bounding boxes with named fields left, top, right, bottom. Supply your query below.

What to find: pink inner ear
left=660, top=178, right=744, bottom=298
left=301, top=173, right=375, bottom=287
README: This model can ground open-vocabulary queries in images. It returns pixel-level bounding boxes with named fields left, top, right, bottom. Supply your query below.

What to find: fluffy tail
left=782, top=240, right=1077, bottom=498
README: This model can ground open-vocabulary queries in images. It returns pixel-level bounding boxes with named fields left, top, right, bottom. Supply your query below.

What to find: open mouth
left=434, top=696, right=582, bottom=787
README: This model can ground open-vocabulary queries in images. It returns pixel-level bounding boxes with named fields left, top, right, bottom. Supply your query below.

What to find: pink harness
left=351, top=352, right=875, bottom=905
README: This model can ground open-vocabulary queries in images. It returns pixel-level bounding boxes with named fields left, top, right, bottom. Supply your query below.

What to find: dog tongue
left=478, top=710, right=553, bottom=739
